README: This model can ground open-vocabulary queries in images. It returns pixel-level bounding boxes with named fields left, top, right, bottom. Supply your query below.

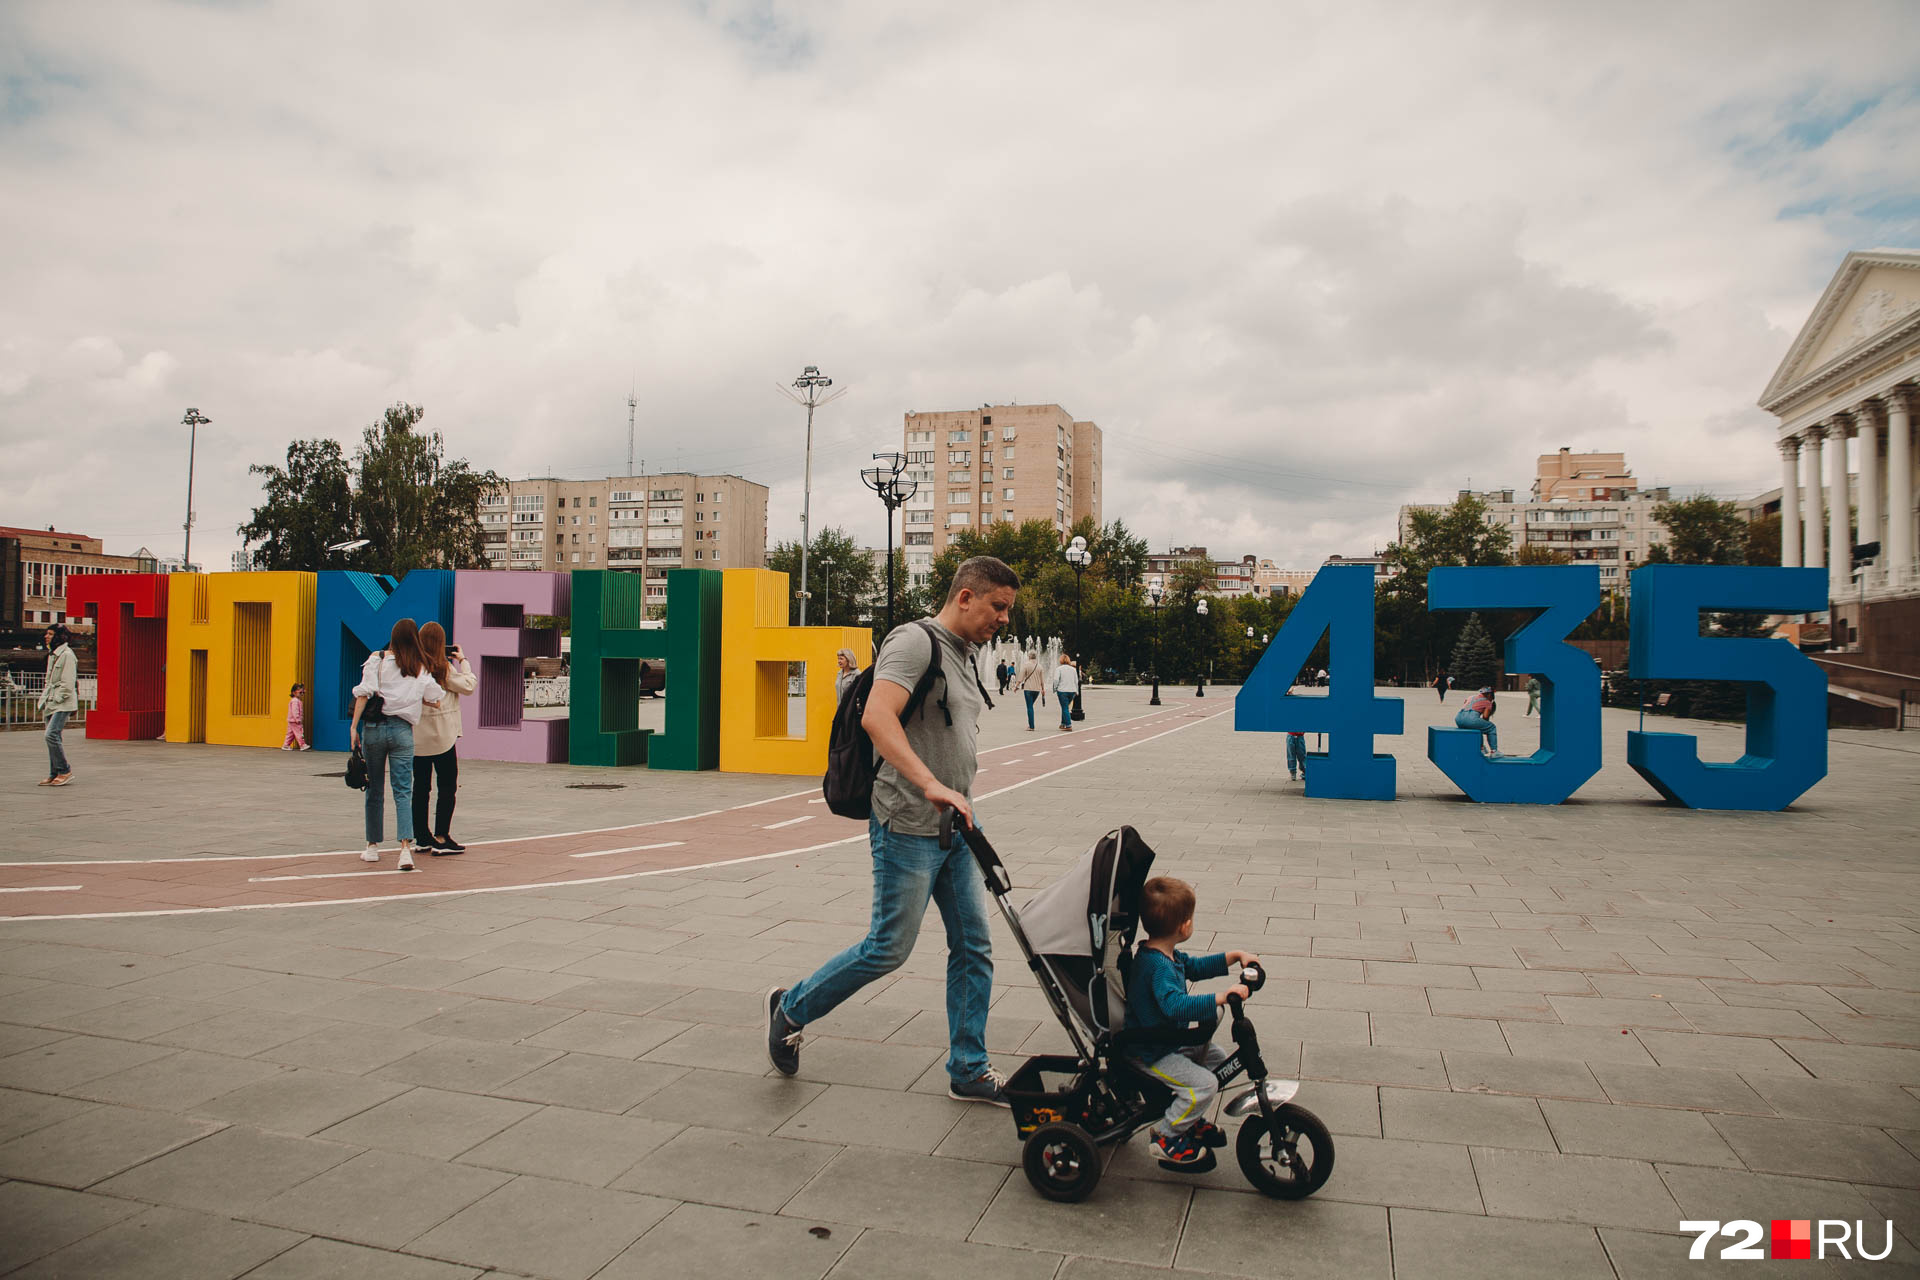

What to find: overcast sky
left=3, top=1, right=1917, bottom=571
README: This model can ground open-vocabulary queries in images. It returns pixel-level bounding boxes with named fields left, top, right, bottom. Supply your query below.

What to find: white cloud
left=1, top=0, right=1915, bottom=569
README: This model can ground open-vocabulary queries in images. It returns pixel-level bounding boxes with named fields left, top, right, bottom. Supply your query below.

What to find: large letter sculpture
left=1626, top=565, right=1827, bottom=811
left=1235, top=564, right=1403, bottom=800
left=452, top=570, right=570, bottom=763
left=65, top=573, right=169, bottom=740
left=164, top=572, right=316, bottom=747
left=569, top=568, right=723, bottom=770
left=1426, top=566, right=1601, bottom=805
left=717, top=568, right=871, bottom=776
left=312, top=570, right=455, bottom=752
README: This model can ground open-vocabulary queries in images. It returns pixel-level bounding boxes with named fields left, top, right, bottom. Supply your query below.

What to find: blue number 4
left=1427, top=566, right=1601, bottom=805
left=1235, top=564, right=1403, bottom=800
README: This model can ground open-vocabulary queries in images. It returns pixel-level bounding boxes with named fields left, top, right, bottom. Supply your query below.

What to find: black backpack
left=822, top=621, right=992, bottom=819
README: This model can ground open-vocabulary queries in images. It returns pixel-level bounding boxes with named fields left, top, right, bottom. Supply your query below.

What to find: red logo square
left=1771, top=1219, right=1811, bottom=1260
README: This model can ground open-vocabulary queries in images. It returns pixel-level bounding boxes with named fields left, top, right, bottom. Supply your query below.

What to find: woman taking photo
left=412, top=622, right=478, bottom=855
left=351, top=619, right=443, bottom=871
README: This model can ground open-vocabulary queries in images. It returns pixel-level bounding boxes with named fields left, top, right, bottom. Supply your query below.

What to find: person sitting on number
left=1455, top=686, right=1500, bottom=758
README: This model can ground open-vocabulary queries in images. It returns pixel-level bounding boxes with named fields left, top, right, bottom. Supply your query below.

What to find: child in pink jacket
left=282, top=682, right=310, bottom=750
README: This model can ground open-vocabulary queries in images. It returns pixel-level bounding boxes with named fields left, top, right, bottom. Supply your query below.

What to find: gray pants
left=1134, top=1041, right=1229, bottom=1136
left=45, top=711, right=70, bottom=777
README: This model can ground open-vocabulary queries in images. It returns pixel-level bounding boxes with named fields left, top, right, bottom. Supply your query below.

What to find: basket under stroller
left=939, top=813, right=1335, bottom=1203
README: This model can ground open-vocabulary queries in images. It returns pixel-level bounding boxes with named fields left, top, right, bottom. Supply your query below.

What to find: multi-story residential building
left=483, top=473, right=768, bottom=612
left=1250, top=560, right=1316, bottom=599
left=1397, top=474, right=1671, bottom=591
left=898, top=403, right=1102, bottom=588
left=1533, top=448, right=1637, bottom=502
left=1, top=525, right=157, bottom=635
left=1141, top=546, right=1212, bottom=597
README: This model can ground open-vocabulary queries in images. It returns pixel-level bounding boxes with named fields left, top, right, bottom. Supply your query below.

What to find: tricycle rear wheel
left=1023, top=1122, right=1103, bottom=1202
left=1236, top=1103, right=1333, bottom=1199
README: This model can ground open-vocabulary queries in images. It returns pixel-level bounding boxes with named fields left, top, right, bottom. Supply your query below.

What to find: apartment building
left=897, top=403, right=1102, bottom=587
left=1, top=525, right=157, bottom=636
left=480, top=473, right=769, bottom=611
left=1533, top=448, right=1636, bottom=502
left=1397, top=480, right=1672, bottom=590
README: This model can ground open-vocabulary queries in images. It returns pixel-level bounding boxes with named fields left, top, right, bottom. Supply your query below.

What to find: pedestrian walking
left=995, top=657, right=1008, bottom=695
left=1434, top=670, right=1448, bottom=702
left=350, top=619, right=444, bottom=872
left=835, top=648, right=862, bottom=703
left=411, top=622, right=478, bottom=855
left=1316, top=667, right=1328, bottom=688
left=1526, top=675, right=1541, bottom=717
left=1013, top=647, right=1045, bottom=731
left=37, top=624, right=78, bottom=786
left=767, top=555, right=1019, bottom=1105
left=282, top=682, right=310, bottom=750
left=1455, top=686, right=1500, bottom=757
left=1052, top=652, right=1080, bottom=731
left=1286, top=731, right=1307, bottom=781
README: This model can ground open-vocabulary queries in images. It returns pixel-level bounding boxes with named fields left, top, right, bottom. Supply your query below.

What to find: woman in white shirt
left=1051, top=652, right=1080, bottom=732
left=351, top=619, right=443, bottom=871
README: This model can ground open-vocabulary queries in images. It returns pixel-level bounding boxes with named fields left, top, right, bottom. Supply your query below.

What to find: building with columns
left=1759, top=249, right=1918, bottom=702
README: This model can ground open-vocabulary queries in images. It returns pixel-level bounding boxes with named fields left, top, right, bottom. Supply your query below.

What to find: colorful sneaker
left=1149, top=1127, right=1208, bottom=1165
left=947, top=1067, right=1010, bottom=1107
left=1190, top=1119, right=1228, bottom=1149
left=766, top=987, right=802, bottom=1076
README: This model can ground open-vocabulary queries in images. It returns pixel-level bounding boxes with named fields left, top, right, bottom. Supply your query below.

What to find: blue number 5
left=1427, top=566, right=1601, bottom=805
left=1626, top=565, right=1827, bottom=811
left=1235, top=564, right=1403, bottom=800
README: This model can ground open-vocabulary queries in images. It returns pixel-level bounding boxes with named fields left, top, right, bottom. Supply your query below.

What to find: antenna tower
left=627, top=390, right=637, bottom=478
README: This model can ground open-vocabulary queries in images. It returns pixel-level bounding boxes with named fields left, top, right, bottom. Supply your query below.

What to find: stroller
left=940, top=812, right=1335, bottom=1203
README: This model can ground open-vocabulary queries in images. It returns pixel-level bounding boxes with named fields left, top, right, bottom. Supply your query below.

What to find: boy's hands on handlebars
left=1224, top=950, right=1261, bottom=969
left=1215, top=983, right=1251, bottom=1005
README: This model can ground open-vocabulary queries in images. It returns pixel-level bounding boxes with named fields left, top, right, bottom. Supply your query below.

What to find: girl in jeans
left=1052, top=652, right=1080, bottom=730
left=1455, top=686, right=1500, bottom=758
left=351, top=619, right=443, bottom=872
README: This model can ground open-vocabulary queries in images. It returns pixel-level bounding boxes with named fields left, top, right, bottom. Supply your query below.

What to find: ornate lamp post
left=1147, top=582, right=1164, bottom=705
left=1065, top=535, right=1092, bottom=711
left=862, top=453, right=917, bottom=637
left=181, top=408, right=210, bottom=571
left=1194, top=597, right=1209, bottom=697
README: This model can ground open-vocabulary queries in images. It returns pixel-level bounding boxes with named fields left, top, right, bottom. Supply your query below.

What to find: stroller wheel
left=1235, top=1104, right=1334, bottom=1200
left=1023, top=1122, right=1103, bottom=1203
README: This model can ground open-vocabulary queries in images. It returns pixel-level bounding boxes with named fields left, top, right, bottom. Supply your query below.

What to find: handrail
left=1809, top=656, right=1920, bottom=682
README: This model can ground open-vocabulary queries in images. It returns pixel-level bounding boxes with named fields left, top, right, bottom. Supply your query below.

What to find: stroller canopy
left=1018, top=826, right=1157, bottom=1041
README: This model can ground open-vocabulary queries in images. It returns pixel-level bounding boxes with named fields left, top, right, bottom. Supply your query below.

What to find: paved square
left=1, top=688, right=1915, bottom=1276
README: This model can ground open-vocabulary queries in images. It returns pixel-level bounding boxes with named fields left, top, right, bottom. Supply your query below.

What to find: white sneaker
left=300, top=743, right=312, bottom=751
left=397, top=845, right=417, bottom=872
left=281, top=744, right=291, bottom=751
left=360, top=847, right=381, bottom=863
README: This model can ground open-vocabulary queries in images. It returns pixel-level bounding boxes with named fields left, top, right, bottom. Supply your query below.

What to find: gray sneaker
left=948, top=1067, right=1010, bottom=1107
left=766, top=987, right=802, bottom=1077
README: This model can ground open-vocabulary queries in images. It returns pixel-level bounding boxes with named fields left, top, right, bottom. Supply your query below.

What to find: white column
left=1802, top=425, right=1825, bottom=569
left=1779, top=436, right=1802, bottom=567
left=1887, top=388, right=1914, bottom=590
left=1856, top=402, right=1881, bottom=587
left=1829, top=414, right=1853, bottom=600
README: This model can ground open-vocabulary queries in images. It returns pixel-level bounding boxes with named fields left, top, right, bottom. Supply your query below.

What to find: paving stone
left=410, top=998, right=574, bottom=1043
left=1776, top=1039, right=1920, bottom=1082
left=1381, top=1087, right=1555, bottom=1150
left=44, top=994, right=224, bottom=1040
left=375, top=1037, right=561, bottom=1093
left=0, top=1103, right=222, bottom=1189
left=1471, top=1146, right=1680, bottom=1229
left=68, top=1047, right=285, bottom=1111
left=316, top=1085, right=536, bottom=1159
left=456, top=1104, right=681, bottom=1185
left=784, top=1146, right=1010, bottom=1239
left=1499, top=1021, right=1657, bottom=1065
left=1388, top=1207, right=1613, bottom=1280
left=250, top=1149, right=512, bottom=1249
left=237, top=1237, right=484, bottom=1280
left=1669, top=1001, right=1830, bottom=1039
left=1369, top=1012, right=1511, bottom=1054
left=257, top=1023, right=440, bottom=1074
left=1301, top=1042, right=1448, bottom=1089
left=0, top=1181, right=144, bottom=1274
left=969, top=1167, right=1193, bottom=1266
left=0, top=1033, right=176, bottom=1090
left=1589, top=1062, right=1773, bottom=1113
left=305, top=986, right=471, bottom=1027
left=1287, top=1079, right=1381, bottom=1137
left=1654, top=1163, right=1881, bottom=1223
left=626, top=1068, right=827, bottom=1134
left=772, top=1033, right=946, bottom=1090
left=1425, top=988, right=1556, bottom=1021
left=826, top=1227, right=1061, bottom=1280
left=197, top=1066, right=409, bottom=1136
left=1363, top=961, right=1478, bottom=989
left=1705, top=1112, right=1920, bottom=1186
left=148, top=1008, right=337, bottom=1056
left=1538, top=1098, right=1743, bottom=1166
left=1632, top=1028, right=1812, bottom=1075
left=1741, top=1074, right=1920, bottom=1128
left=1308, top=979, right=1430, bottom=1014
left=612, top=1125, right=836, bottom=1211
left=523, top=1010, right=694, bottom=1059
left=405, top=1174, right=675, bottom=1280
left=641, top=1022, right=771, bottom=1071
left=6, top=1204, right=301, bottom=1280
left=1178, top=1191, right=1393, bottom=1279
left=95, top=1122, right=360, bottom=1213
left=1546, top=995, right=1694, bottom=1030
left=489, top=1051, right=686, bottom=1112
left=775, top=1082, right=964, bottom=1152
left=0, top=1087, right=96, bottom=1144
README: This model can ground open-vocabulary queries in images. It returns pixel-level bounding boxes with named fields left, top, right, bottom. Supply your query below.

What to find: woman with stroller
left=411, top=622, right=477, bottom=855
left=351, top=619, right=443, bottom=872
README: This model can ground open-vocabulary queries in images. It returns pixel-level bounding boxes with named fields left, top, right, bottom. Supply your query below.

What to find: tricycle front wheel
left=1023, top=1122, right=1103, bottom=1202
left=1236, top=1103, right=1333, bottom=1199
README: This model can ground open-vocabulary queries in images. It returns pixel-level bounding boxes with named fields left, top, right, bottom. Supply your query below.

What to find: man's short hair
left=946, top=555, right=1020, bottom=603
left=1139, top=876, right=1197, bottom=938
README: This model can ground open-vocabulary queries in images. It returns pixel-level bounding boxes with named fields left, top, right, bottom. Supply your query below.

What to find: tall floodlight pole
left=820, top=556, right=834, bottom=626
left=862, top=452, right=915, bottom=637
left=782, top=365, right=841, bottom=626
left=181, top=408, right=210, bottom=571
left=1065, top=534, right=1092, bottom=711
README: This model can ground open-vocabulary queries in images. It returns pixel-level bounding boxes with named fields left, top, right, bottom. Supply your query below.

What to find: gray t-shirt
left=870, top=620, right=985, bottom=836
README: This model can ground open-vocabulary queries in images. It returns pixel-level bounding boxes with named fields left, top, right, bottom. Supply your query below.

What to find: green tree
left=1514, top=543, right=1571, bottom=565
left=238, top=439, right=355, bottom=569
left=1744, top=512, right=1782, bottom=567
left=1649, top=495, right=1748, bottom=566
left=1375, top=492, right=1514, bottom=685
left=352, top=404, right=505, bottom=571
left=1448, top=612, right=1500, bottom=690
left=766, top=526, right=877, bottom=628
left=1385, top=493, right=1513, bottom=584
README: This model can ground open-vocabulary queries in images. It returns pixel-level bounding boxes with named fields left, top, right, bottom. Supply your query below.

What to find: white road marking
left=248, top=869, right=414, bottom=883
left=570, top=841, right=687, bottom=860
left=0, top=885, right=83, bottom=894
left=763, top=815, right=815, bottom=830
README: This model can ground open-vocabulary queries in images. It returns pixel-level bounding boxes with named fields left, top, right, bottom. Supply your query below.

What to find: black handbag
left=344, top=747, right=368, bottom=790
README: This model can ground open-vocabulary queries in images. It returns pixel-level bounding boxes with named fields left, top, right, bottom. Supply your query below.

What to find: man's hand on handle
left=925, top=781, right=973, bottom=830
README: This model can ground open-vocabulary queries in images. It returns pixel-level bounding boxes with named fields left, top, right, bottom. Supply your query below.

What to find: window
left=573, top=497, right=582, bottom=508
left=610, top=490, right=634, bottom=503
left=588, top=553, right=597, bottom=563
left=589, top=514, right=596, bottom=525
left=555, top=533, right=563, bottom=545
left=908, top=449, right=934, bottom=464
left=696, top=492, right=705, bottom=502
left=948, top=512, right=971, bottom=526
left=980, top=447, right=993, bottom=463
left=948, top=429, right=971, bottom=443
left=694, top=550, right=703, bottom=560
left=1001, top=426, right=1015, bottom=440
left=588, top=533, right=596, bottom=544
left=710, top=511, right=719, bottom=523
left=571, top=533, right=580, bottom=544
left=713, top=491, right=723, bottom=502
left=906, top=510, right=932, bottom=524
left=589, top=496, right=597, bottom=507
left=571, top=515, right=580, bottom=526
left=982, top=429, right=994, bottom=442
left=949, top=491, right=972, bottom=504
left=571, top=552, right=580, bottom=563
left=949, top=450, right=971, bottom=465
left=1003, top=488, right=1016, bottom=501
left=949, top=471, right=973, bottom=484
left=1003, top=468, right=1015, bottom=480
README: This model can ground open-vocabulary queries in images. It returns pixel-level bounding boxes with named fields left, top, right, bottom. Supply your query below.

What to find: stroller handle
left=940, top=807, right=1013, bottom=896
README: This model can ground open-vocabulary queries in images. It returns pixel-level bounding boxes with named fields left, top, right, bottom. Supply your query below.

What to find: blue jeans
left=360, top=718, right=416, bottom=842
left=782, top=818, right=993, bottom=1083
left=1024, top=689, right=1039, bottom=729
left=1285, top=733, right=1306, bottom=777
left=1059, top=691, right=1075, bottom=727
left=45, top=711, right=70, bottom=776
left=1455, top=709, right=1498, bottom=752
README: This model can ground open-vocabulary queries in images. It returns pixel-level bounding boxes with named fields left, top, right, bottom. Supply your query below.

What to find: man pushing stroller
left=1127, top=876, right=1261, bottom=1166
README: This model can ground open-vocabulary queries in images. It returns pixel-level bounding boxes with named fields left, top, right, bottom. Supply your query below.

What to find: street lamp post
left=1147, top=583, right=1164, bottom=705
left=1195, top=598, right=1209, bottom=697
left=862, top=453, right=916, bottom=637
left=820, top=557, right=834, bottom=627
left=790, top=365, right=833, bottom=626
left=181, top=408, right=210, bottom=571
left=1065, top=535, right=1091, bottom=712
